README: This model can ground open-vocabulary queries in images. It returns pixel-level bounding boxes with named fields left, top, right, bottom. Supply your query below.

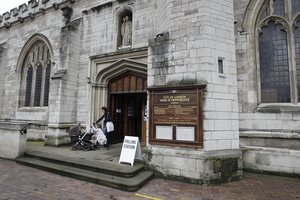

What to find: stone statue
left=121, top=16, right=132, bottom=47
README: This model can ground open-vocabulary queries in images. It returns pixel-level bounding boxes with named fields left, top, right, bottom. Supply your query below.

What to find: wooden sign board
left=119, top=136, right=142, bottom=166
left=148, top=85, right=205, bottom=147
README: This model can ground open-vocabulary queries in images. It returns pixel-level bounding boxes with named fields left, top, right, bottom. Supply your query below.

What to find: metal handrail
left=19, top=123, right=32, bottom=135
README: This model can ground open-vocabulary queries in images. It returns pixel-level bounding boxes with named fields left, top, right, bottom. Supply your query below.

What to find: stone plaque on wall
left=149, top=85, right=205, bottom=147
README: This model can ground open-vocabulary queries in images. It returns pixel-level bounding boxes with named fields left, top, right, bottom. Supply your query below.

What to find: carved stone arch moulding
left=95, top=59, right=147, bottom=85
left=16, top=33, right=53, bottom=74
left=26, top=64, right=33, bottom=71
left=257, top=16, right=289, bottom=35
left=293, top=14, right=300, bottom=29
left=241, top=0, right=269, bottom=33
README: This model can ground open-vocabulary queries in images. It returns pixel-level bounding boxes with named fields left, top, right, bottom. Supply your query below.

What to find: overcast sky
left=0, top=0, right=28, bottom=15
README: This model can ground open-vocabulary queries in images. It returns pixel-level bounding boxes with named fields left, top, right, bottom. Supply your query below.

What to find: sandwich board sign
left=118, top=136, right=142, bottom=166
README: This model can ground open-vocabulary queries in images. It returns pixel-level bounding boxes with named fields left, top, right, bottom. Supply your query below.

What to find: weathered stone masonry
left=0, top=0, right=298, bottom=183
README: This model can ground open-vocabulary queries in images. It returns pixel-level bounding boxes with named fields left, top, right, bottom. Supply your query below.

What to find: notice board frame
left=148, top=85, right=205, bottom=148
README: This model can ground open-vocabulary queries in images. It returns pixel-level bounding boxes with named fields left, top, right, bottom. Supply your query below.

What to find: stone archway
left=89, top=51, right=148, bottom=144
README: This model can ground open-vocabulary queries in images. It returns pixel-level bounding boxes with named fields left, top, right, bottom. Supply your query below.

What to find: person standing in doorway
left=96, top=106, right=112, bottom=149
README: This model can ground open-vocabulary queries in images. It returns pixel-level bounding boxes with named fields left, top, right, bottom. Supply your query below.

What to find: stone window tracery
left=257, top=0, right=300, bottom=103
left=21, top=40, right=51, bottom=107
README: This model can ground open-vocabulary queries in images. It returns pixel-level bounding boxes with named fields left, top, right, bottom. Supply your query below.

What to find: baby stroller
left=69, top=124, right=96, bottom=151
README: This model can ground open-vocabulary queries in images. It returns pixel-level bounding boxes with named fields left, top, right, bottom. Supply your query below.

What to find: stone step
left=16, top=156, right=154, bottom=192
left=21, top=150, right=145, bottom=178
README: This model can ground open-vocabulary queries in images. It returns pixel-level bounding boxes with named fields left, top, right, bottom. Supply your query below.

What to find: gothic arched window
left=257, top=0, right=300, bottom=103
left=21, top=40, right=51, bottom=107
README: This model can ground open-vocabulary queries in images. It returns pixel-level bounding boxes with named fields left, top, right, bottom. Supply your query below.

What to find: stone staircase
left=15, top=144, right=154, bottom=192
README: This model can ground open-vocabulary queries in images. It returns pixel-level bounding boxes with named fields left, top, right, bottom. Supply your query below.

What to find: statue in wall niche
left=121, top=16, right=132, bottom=47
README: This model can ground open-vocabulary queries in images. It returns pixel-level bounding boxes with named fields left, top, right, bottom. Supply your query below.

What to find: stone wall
left=147, top=0, right=242, bottom=183
left=234, top=0, right=300, bottom=175
left=149, top=0, right=239, bottom=150
left=0, top=0, right=297, bottom=180
left=75, top=0, right=157, bottom=123
left=0, top=3, right=66, bottom=122
left=0, top=42, right=7, bottom=117
left=0, top=0, right=157, bottom=142
left=234, top=0, right=300, bottom=133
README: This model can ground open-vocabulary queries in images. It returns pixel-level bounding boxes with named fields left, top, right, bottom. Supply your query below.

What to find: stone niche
left=117, top=8, right=133, bottom=49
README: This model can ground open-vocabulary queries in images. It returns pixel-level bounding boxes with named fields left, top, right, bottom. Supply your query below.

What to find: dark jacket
left=96, top=111, right=112, bottom=125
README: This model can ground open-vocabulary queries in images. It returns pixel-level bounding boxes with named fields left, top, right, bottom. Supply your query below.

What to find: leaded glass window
left=259, top=21, right=290, bottom=103
left=25, top=66, right=33, bottom=107
left=21, top=40, right=51, bottom=107
left=34, top=64, right=43, bottom=106
left=257, top=0, right=300, bottom=104
left=43, top=62, right=51, bottom=106
left=292, top=0, right=300, bottom=16
left=295, top=20, right=300, bottom=101
left=273, top=0, right=285, bottom=17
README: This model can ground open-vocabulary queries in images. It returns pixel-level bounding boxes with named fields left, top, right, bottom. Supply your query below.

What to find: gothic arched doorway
left=92, top=54, right=148, bottom=145
left=108, top=71, right=147, bottom=144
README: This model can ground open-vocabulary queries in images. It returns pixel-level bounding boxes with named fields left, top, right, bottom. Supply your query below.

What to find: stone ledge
left=242, top=146, right=300, bottom=175
left=240, top=130, right=300, bottom=139
left=145, top=146, right=243, bottom=184
left=255, top=103, right=300, bottom=113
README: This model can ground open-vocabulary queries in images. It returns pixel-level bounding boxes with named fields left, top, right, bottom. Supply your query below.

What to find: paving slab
left=1, top=158, right=300, bottom=200
left=26, top=141, right=123, bottom=163
left=2, top=142, right=300, bottom=199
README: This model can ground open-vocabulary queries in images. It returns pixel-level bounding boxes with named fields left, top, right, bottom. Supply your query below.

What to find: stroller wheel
left=71, top=146, right=77, bottom=151
left=83, top=143, right=90, bottom=151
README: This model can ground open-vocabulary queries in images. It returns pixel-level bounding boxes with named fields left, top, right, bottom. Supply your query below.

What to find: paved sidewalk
left=1, top=158, right=300, bottom=200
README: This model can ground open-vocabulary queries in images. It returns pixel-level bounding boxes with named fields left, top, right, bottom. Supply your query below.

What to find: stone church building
left=0, top=0, right=299, bottom=183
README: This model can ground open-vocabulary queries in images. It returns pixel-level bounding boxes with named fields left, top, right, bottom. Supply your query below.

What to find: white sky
left=0, top=0, right=28, bottom=15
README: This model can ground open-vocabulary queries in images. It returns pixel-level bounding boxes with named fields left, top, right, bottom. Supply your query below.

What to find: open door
left=108, top=72, right=147, bottom=145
